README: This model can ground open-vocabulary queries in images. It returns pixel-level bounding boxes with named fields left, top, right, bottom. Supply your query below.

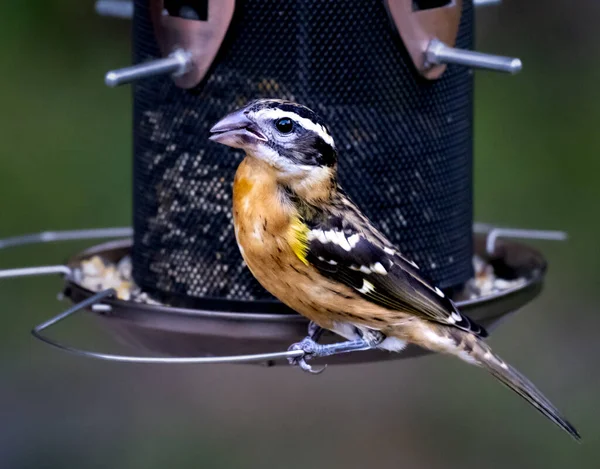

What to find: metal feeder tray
left=0, top=226, right=565, bottom=368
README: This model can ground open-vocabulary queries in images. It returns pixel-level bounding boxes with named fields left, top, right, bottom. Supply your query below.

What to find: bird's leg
left=308, top=321, right=324, bottom=341
left=287, top=329, right=385, bottom=374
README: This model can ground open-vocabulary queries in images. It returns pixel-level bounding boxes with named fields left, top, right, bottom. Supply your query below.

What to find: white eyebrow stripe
left=258, top=108, right=335, bottom=147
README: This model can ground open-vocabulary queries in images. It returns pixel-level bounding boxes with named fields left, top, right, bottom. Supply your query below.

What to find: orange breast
left=231, top=156, right=410, bottom=331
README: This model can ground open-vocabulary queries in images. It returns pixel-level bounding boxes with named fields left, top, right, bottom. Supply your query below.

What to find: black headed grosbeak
left=209, top=99, right=580, bottom=441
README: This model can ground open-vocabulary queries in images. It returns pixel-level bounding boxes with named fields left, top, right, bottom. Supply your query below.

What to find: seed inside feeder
left=73, top=253, right=528, bottom=306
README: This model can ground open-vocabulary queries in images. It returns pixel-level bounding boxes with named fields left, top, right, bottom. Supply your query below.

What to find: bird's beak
left=209, top=109, right=267, bottom=148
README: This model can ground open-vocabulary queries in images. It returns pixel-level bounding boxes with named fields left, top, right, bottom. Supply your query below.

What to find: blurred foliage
left=0, top=1, right=599, bottom=468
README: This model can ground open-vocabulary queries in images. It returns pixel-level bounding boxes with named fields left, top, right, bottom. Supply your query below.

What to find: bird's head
left=209, top=99, right=338, bottom=200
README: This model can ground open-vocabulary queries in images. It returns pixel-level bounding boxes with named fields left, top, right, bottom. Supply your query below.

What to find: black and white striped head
left=209, top=100, right=337, bottom=174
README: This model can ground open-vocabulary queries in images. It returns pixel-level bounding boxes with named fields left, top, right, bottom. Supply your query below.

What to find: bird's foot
left=286, top=323, right=325, bottom=374
left=288, top=337, right=327, bottom=374
left=287, top=331, right=384, bottom=374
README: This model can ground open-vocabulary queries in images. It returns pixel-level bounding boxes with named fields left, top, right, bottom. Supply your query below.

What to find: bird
left=209, top=98, right=580, bottom=441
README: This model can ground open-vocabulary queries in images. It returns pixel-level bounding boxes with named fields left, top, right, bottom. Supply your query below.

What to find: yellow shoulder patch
left=287, top=217, right=310, bottom=265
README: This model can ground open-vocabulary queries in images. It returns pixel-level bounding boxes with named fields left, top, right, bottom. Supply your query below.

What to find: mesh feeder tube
left=132, top=0, right=475, bottom=310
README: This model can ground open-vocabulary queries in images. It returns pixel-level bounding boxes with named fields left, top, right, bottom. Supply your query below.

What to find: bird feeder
left=0, top=0, right=566, bottom=367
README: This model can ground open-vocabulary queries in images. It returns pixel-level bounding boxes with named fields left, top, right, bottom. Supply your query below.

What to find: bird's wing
left=294, top=214, right=487, bottom=337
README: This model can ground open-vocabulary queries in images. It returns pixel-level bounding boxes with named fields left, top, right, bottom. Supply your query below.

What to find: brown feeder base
left=60, top=233, right=546, bottom=367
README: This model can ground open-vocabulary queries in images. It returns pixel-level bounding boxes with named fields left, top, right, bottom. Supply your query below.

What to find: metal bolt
left=426, top=39, right=522, bottom=74
left=474, top=0, right=502, bottom=6
left=105, top=49, right=193, bottom=87
left=485, top=228, right=567, bottom=255
left=95, top=0, right=133, bottom=19
left=0, top=265, right=72, bottom=279
left=92, top=304, right=113, bottom=313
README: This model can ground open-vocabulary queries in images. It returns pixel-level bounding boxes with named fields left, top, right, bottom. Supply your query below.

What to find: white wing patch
left=347, top=233, right=361, bottom=248
left=451, top=311, right=462, bottom=322
left=308, top=228, right=353, bottom=252
left=324, top=230, right=351, bottom=251
left=308, top=229, right=390, bottom=275
left=357, top=279, right=375, bottom=294
left=317, top=255, right=338, bottom=265
left=372, top=262, right=387, bottom=275
left=349, top=262, right=388, bottom=275
left=308, top=229, right=327, bottom=244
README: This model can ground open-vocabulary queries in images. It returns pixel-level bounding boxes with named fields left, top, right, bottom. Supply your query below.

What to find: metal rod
left=105, top=49, right=192, bottom=87
left=33, top=289, right=116, bottom=334
left=31, top=287, right=305, bottom=364
left=426, top=39, right=522, bottom=74
left=0, top=265, right=71, bottom=280
left=34, top=341, right=305, bottom=365
left=474, top=0, right=502, bottom=6
left=95, top=0, right=133, bottom=19
left=0, top=227, right=132, bottom=250
left=486, top=228, right=567, bottom=255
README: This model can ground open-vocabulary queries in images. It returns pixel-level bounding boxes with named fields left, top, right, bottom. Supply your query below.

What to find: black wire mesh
left=132, top=0, right=474, bottom=309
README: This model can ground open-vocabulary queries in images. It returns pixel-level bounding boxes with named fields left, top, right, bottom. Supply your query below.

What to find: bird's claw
left=287, top=337, right=328, bottom=374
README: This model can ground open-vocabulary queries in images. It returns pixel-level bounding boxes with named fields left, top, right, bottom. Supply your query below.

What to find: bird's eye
left=276, top=118, right=294, bottom=134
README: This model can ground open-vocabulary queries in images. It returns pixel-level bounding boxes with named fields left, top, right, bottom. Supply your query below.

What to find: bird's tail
left=456, top=334, right=581, bottom=441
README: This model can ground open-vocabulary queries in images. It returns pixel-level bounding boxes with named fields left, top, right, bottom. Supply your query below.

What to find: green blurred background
left=1, top=1, right=599, bottom=468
